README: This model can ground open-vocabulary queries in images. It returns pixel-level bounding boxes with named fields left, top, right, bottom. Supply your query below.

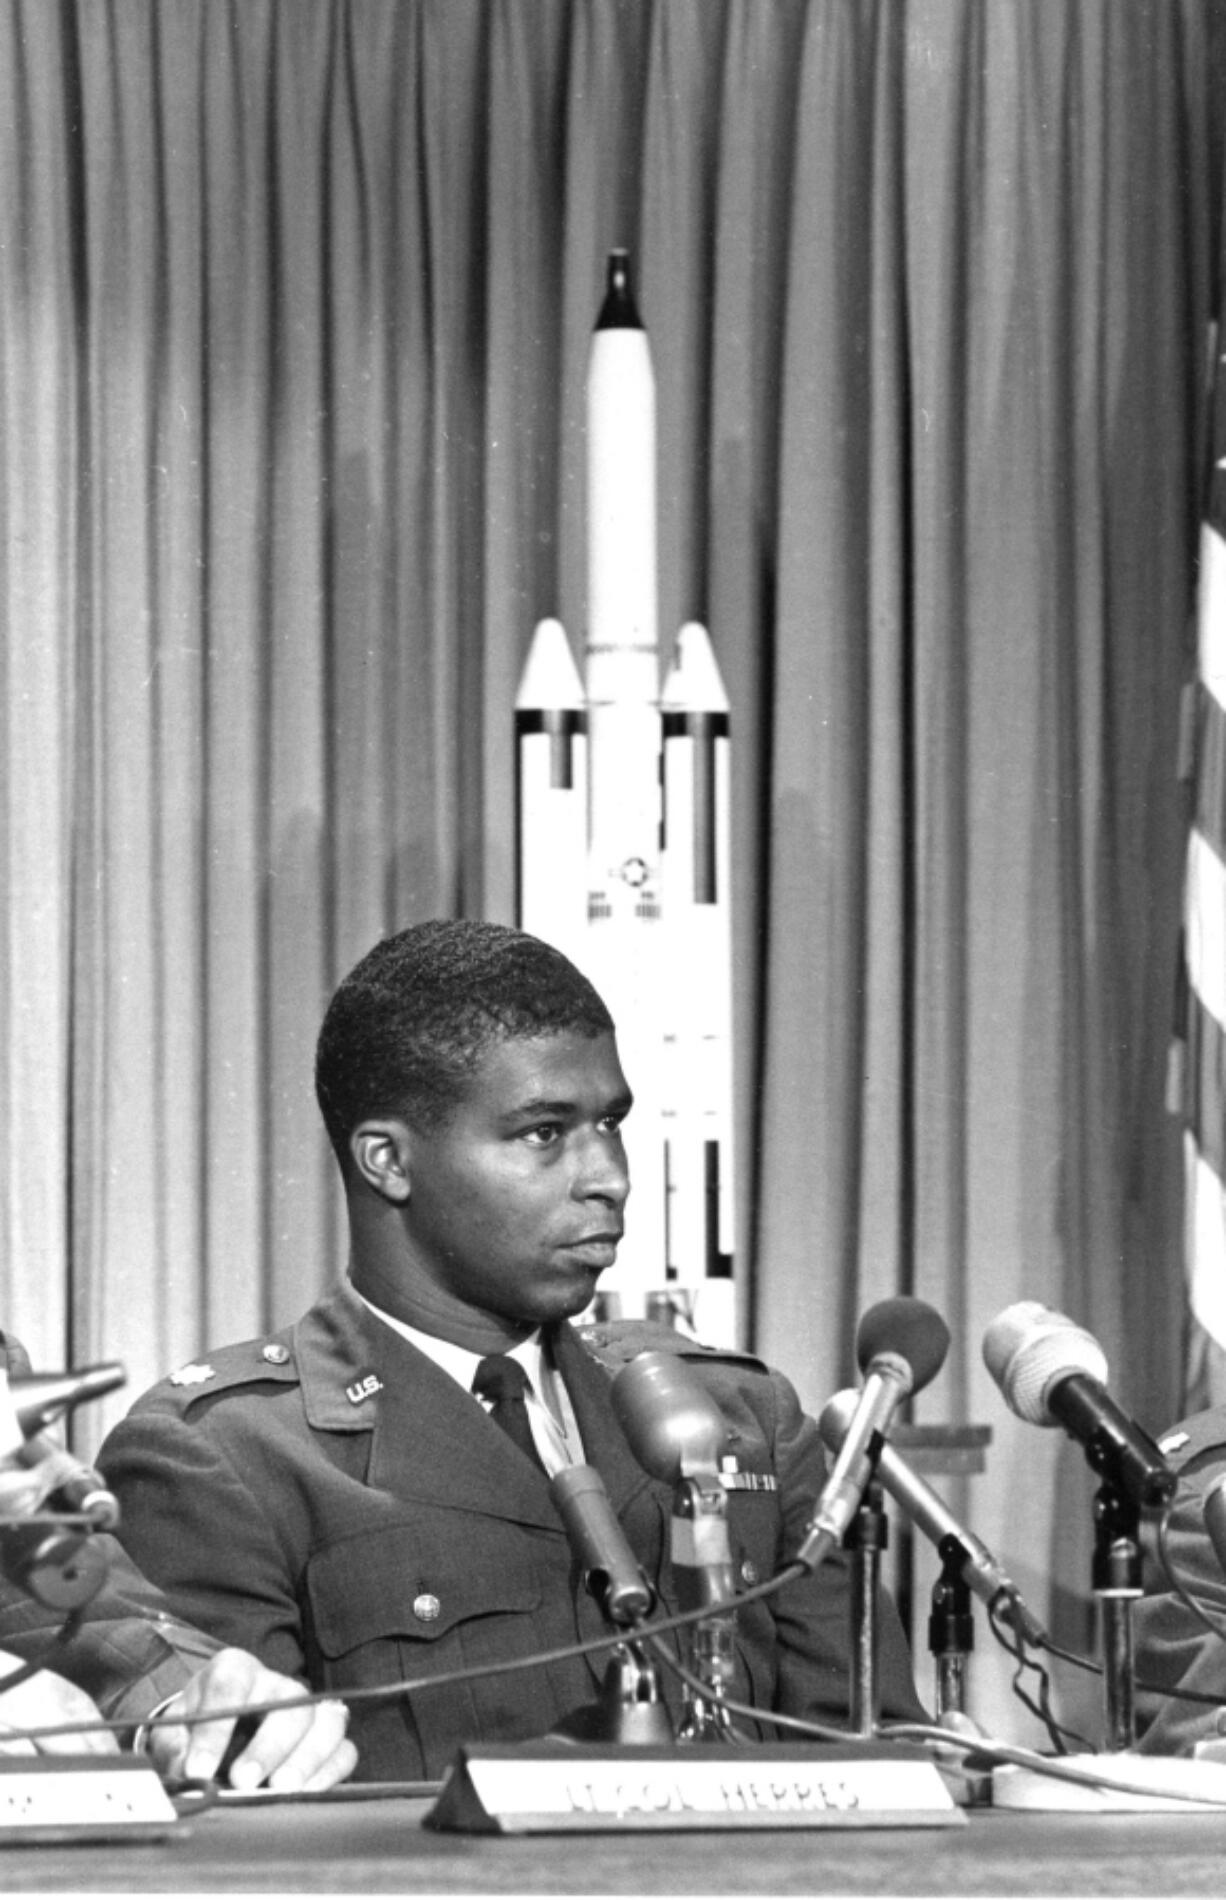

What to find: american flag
left=1171, top=319, right=1226, bottom=1404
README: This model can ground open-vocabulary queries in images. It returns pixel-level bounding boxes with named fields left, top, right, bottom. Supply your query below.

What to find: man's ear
left=349, top=1120, right=413, bottom=1204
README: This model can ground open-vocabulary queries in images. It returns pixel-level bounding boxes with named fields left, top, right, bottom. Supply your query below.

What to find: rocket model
left=515, top=251, right=735, bottom=1344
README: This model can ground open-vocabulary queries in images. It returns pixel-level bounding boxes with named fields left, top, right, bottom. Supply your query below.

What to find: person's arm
left=0, top=1518, right=353, bottom=1785
left=0, top=1527, right=220, bottom=1721
left=0, top=1648, right=118, bottom=1755
left=1135, top=1452, right=1226, bottom=1755
left=138, top=1647, right=355, bottom=1790
left=0, top=1636, right=354, bottom=1786
left=97, top=1400, right=311, bottom=1682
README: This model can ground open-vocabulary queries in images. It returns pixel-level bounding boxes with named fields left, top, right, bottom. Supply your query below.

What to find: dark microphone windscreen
left=855, top=1298, right=950, bottom=1394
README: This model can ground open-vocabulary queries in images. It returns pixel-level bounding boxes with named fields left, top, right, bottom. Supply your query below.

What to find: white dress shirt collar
left=351, top=1288, right=580, bottom=1471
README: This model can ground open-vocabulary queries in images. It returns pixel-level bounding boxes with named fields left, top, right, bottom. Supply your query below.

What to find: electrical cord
left=0, top=1558, right=814, bottom=1750
left=11, top=1481, right=1224, bottom=1779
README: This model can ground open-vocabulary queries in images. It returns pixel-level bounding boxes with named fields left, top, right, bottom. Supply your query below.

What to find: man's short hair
left=315, top=919, right=615, bottom=1161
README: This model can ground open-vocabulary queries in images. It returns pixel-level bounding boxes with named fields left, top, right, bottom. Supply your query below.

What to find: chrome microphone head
left=611, top=1351, right=730, bottom=1481
left=8, top=1364, right=127, bottom=1435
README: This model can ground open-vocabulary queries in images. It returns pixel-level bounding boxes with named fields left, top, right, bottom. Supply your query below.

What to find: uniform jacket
left=1133, top=1405, right=1226, bottom=1756
left=98, top=1280, right=926, bottom=1780
left=0, top=1329, right=219, bottom=1728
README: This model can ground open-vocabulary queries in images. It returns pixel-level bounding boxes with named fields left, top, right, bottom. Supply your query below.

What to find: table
left=5, top=1789, right=1226, bottom=1897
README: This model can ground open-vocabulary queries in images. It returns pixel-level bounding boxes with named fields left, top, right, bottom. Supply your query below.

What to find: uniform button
left=413, top=1593, right=441, bottom=1623
left=262, top=1343, right=290, bottom=1365
left=740, top=1559, right=759, bottom=1586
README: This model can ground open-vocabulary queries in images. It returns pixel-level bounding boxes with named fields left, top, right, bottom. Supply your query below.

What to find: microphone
left=609, top=1351, right=730, bottom=1482
left=610, top=1351, right=738, bottom=1740
left=6, top=1363, right=127, bottom=1437
left=796, top=1297, right=951, bottom=1573
left=549, top=1463, right=653, bottom=1626
left=818, top=1388, right=1046, bottom=1645
left=983, top=1302, right=1175, bottom=1510
left=0, top=1364, right=125, bottom=1529
left=610, top=1351, right=737, bottom=1605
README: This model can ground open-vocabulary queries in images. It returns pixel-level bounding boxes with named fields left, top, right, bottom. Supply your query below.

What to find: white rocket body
left=660, top=623, right=735, bottom=1344
left=515, top=251, right=735, bottom=1340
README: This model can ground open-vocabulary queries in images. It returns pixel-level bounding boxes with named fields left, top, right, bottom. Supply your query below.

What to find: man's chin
left=536, top=1273, right=608, bottom=1326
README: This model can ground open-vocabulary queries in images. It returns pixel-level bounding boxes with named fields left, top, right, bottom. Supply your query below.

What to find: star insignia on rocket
left=170, top=1362, right=216, bottom=1387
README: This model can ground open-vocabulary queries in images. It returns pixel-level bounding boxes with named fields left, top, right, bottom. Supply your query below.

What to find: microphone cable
left=1151, top=1478, right=1226, bottom=1644
left=985, top=1593, right=1094, bottom=1755
left=878, top=1716, right=1226, bottom=1810
left=965, top=1474, right=1226, bottom=1753
left=18, top=1555, right=1226, bottom=1812
left=12, top=1507, right=1225, bottom=1766
left=0, top=1556, right=816, bottom=1754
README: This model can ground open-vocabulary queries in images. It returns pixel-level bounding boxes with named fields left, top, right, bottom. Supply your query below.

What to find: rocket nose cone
left=516, top=618, right=586, bottom=711
left=595, top=249, right=643, bottom=332
left=660, top=622, right=730, bottom=714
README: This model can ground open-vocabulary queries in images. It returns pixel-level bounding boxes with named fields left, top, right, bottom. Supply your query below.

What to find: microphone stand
left=1092, top=1480, right=1142, bottom=1753
left=847, top=1479, right=888, bottom=1737
left=555, top=1639, right=674, bottom=1746
left=671, top=1470, right=738, bottom=1742
left=928, top=1534, right=974, bottom=1718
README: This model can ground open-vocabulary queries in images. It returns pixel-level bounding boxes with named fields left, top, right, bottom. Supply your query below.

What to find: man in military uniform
left=1133, top=1407, right=1226, bottom=1756
left=0, top=1330, right=355, bottom=1787
left=98, top=919, right=926, bottom=1781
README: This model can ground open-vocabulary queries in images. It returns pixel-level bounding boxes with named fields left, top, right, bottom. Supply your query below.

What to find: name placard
left=426, top=1741, right=964, bottom=1834
left=0, top=1753, right=181, bottom=1844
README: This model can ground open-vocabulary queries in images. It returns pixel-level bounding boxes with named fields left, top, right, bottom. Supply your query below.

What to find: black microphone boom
left=983, top=1302, right=1175, bottom=1511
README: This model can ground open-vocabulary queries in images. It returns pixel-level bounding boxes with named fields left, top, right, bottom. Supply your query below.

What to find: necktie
left=472, top=1355, right=547, bottom=1473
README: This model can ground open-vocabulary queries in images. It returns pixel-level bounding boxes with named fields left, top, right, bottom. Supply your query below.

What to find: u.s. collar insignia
left=170, top=1362, right=216, bottom=1387
left=346, top=1372, right=384, bottom=1405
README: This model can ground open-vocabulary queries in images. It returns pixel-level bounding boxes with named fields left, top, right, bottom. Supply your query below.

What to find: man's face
left=400, top=1029, right=633, bottom=1332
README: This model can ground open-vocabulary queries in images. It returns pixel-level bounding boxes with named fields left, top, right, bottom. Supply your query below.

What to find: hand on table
left=145, top=1647, right=356, bottom=1792
left=0, top=1646, right=116, bottom=1755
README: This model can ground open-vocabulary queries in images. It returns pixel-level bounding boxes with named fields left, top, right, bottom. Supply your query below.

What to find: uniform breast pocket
left=302, top=1516, right=560, bottom=1778
left=305, top=1517, right=544, bottom=1673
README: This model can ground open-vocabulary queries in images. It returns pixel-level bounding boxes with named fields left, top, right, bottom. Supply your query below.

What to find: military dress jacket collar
left=281, top=1279, right=663, bottom=1538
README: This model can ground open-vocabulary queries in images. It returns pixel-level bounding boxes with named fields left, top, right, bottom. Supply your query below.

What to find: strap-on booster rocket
left=515, top=251, right=736, bottom=1345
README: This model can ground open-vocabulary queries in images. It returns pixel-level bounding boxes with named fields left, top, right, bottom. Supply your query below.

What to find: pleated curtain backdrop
left=0, top=0, right=1218, bottom=1743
